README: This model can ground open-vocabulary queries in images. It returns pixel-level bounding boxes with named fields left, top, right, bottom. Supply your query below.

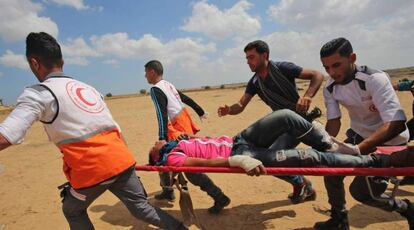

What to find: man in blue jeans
left=217, top=40, right=325, bottom=203
left=149, top=109, right=414, bottom=230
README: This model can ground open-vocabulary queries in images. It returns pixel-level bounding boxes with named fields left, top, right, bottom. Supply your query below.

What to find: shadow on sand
left=312, top=186, right=414, bottom=229
left=90, top=198, right=296, bottom=230
left=90, top=187, right=414, bottom=229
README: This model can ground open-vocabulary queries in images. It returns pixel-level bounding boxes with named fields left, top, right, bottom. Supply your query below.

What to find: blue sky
left=1, top=0, right=413, bottom=105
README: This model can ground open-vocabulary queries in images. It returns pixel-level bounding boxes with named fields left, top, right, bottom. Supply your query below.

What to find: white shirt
left=323, top=65, right=409, bottom=145
left=153, top=80, right=184, bottom=120
left=0, top=84, right=57, bottom=144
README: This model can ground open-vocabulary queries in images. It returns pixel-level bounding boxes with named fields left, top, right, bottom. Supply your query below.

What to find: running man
left=217, top=40, right=325, bottom=203
left=315, top=37, right=413, bottom=230
left=145, top=60, right=230, bottom=214
left=0, top=32, right=186, bottom=230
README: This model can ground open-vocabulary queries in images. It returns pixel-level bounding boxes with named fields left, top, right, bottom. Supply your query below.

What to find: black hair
left=26, top=32, right=63, bottom=69
left=144, top=60, right=163, bottom=76
left=320, top=37, right=353, bottom=58
left=244, top=40, right=270, bottom=56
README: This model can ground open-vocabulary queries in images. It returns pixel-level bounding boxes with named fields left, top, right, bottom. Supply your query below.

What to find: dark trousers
left=62, top=167, right=184, bottom=230
left=324, top=129, right=407, bottom=213
left=159, top=171, right=224, bottom=200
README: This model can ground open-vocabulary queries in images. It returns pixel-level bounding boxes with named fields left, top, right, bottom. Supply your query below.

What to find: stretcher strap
left=136, top=165, right=414, bottom=176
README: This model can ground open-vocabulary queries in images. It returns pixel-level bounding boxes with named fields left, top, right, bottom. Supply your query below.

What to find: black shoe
left=288, top=178, right=317, bottom=204
left=401, top=199, right=414, bottom=230
left=154, top=189, right=175, bottom=201
left=314, top=210, right=349, bottom=230
left=208, top=194, right=231, bottom=214
left=400, top=176, right=414, bottom=186
left=306, top=107, right=322, bottom=121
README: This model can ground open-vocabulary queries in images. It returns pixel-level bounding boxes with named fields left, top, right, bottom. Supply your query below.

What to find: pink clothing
left=166, top=136, right=233, bottom=166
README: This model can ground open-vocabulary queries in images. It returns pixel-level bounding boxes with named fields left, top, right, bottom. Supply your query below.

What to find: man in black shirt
left=218, top=40, right=325, bottom=203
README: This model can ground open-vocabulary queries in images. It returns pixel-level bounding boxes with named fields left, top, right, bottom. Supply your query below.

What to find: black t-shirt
left=245, top=61, right=303, bottom=98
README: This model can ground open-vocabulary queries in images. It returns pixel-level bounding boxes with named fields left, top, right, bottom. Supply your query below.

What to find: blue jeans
left=269, top=133, right=303, bottom=185
left=234, top=109, right=328, bottom=185
left=231, top=139, right=378, bottom=168
left=232, top=109, right=384, bottom=185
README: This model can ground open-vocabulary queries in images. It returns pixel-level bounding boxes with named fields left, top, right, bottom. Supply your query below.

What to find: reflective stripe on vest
left=40, top=77, right=135, bottom=189
left=59, top=129, right=135, bottom=189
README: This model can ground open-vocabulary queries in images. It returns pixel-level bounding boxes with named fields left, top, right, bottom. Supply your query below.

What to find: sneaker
left=154, top=189, right=176, bottom=201
left=306, top=107, right=322, bottom=121
left=400, top=199, right=414, bottom=230
left=390, top=148, right=414, bottom=167
left=314, top=210, right=350, bottom=230
left=288, top=178, right=317, bottom=204
left=208, top=194, right=231, bottom=214
left=400, top=176, right=414, bottom=186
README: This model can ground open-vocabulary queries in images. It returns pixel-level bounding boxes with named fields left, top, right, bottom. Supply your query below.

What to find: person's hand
left=296, top=96, right=312, bottom=113
left=247, top=165, right=267, bottom=176
left=331, top=137, right=361, bottom=155
left=228, top=155, right=263, bottom=172
left=176, top=133, right=190, bottom=141
left=217, top=105, right=230, bottom=117
left=199, top=112, right=209, bottom=122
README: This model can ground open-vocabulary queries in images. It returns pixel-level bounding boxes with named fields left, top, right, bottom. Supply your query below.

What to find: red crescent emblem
left=369, top=104, right=378, bottom=112
left=76, top=88, right=97, bottom=106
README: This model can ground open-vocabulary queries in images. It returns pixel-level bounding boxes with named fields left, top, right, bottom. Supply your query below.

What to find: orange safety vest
left=167, top=108, right=200, bottom=140
left=40, top=76, right=135, bottom=189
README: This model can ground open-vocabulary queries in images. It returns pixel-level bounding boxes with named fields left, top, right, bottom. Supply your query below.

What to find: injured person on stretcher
left=149, top=109, right=414, bottom=176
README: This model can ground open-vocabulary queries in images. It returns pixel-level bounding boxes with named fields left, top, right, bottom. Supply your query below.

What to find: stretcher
left=136, top=146, right=413, bottom=228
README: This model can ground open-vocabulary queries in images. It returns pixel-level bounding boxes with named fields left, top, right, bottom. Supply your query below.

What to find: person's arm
left=411, top=88, right=414, bottom=116
left=0, top=86, right=52, bottom=151
left=296, top=68, right=324, bottom=112
left=393, top=82, right=399, bottom=90
left=323, top=82, right=342, bottom=137
left=358, top=121, right=406, bottom=154
left=183, top=157, right=229, bottom=167
left=150, top=87, right=169, bottom=140
left=178, top=91, right=205, bottom=117
left=0, top=135, right=11, bottom=151
left=358, top=74, right=408, bottom=154
left=217, top=93, right=253, bottom=117
left=394, top=80, right=414, bottom=91
left=326, top=118, right=341, bottom=137
left=183, top=155, right=266, bottom=176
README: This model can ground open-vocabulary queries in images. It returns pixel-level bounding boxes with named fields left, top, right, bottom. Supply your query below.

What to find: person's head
left=244, top=40, right=270, bottom=73
left=148, top=140, right=167, bottom=165
left=26, top=32, right=63, bottom=81
left=320, top=37, right=356, bottom=84
left=144, top=60, right=163, bottom=84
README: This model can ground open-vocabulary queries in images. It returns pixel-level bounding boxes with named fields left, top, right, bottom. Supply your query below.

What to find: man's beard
left=254, top=60, right=266, bottom=73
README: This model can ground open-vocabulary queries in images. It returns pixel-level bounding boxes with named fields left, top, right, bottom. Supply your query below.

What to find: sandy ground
left=0, top=82, right=413, bottom=230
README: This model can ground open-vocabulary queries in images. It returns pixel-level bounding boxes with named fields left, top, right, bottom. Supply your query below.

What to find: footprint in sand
left=0, top=164, right=5, bottom=175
